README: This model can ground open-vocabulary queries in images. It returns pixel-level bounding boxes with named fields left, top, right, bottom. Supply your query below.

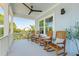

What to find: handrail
left=0, top=35, right=9, bottom=40
left=0, top=34, right=13, bottom=40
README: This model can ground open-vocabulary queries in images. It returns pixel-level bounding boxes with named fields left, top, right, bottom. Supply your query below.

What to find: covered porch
left=0, top=3, right=79, bottom=56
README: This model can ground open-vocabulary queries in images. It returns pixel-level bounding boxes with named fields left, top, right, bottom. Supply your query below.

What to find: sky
left=0, top=7, right=4, bottom=15
left=13, top=17, right=35, bottom=30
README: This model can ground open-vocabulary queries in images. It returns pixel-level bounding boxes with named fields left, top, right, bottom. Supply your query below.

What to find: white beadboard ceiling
left=11, top=3, right=56, bottom=20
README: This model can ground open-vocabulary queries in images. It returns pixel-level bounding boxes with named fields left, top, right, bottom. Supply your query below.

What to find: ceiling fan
left=22, top=3, right=42, bottom=15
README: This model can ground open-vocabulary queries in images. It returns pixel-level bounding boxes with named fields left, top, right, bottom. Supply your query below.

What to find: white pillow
left=44, top=36, right=50, bottom=39
left=54, top=38, right=64, bottom=47
left=43, top=34, right=47, bottom=37
left=40, top=34, right=47, bottom=38
left=40, top=34, right=44, bottom=37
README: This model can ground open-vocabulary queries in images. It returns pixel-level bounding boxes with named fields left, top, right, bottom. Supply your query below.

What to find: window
left=0, top=7, right=4, bottom=37
left=45, top=16, right=53, bottom=35
left=39, top=20, right=44, bottom=34
left=39, top=16, right=53, bottom=35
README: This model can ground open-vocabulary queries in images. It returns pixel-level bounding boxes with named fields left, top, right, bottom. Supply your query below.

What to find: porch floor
left=7, top=39, right=79, bottom=56
left=8, top=40, right=56, bottom=56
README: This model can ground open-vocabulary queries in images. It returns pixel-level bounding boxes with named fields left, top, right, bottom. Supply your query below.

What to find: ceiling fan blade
left=22, top=3, right=42, bottom=15
left=32, top=10, right=42, bottom=12
left=22, top=3, right=31, bottom=10
left=28, top=10, right=32, bottom=15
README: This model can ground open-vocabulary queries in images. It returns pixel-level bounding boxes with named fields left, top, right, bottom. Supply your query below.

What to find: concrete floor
left=7, top=39, right=79, bottom=56
left=8, top=40, right=56, bottom=56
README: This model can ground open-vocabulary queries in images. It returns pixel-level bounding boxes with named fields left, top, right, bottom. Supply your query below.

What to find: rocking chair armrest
left=57, top=42, right=64, bottom=44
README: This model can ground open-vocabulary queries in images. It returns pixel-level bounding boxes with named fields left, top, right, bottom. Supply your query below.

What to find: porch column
left=44, top=19, right=46, bottom=34
left=10, top=15, right=13, bottom=34
left=9, top=5, right=14, bottom=34
left=4, top=4, right=9, bottom=36
left=35, top=19, right=39, bottom=33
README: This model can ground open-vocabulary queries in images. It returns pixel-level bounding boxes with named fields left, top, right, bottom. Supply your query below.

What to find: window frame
left=39, top=20, right=44, bottom=34
left=0, top=6, right=4, bottom=38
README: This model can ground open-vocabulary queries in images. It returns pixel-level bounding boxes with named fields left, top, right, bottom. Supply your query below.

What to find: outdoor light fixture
left=61, top=8, right=65, bottom=15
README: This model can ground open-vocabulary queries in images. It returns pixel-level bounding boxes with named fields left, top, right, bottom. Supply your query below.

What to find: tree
left=66, top=22, right=79, bottom=56
left=65, top=28, right=72, bottom=40
left=39, top=20, right=44, bottom=27
left=73, top=22, right=79, bottom=56
left=0, top=27, right=4, bottom=37
left=13, top=22, right=17, bottom=32
left=0, top=14, right=4, bottom=25
left=30, top=25, right=35, bottom=32
left=0, top=14, right=4, bottom=37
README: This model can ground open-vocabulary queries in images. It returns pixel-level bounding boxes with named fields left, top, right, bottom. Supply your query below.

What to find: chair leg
left=56, top=50, right=59, bottom=56
left=63, top=47, right=67, bottom=56
left=63, top=52, right=67, bottom=56
left=56, top=50, right=67, bottom=56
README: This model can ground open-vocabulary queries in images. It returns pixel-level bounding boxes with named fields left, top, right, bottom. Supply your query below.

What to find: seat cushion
left=54, top=38, right=64, bottom=47
left=40, top=34, right=47, bottom=38
left=44, top=36, right=50, bottom=39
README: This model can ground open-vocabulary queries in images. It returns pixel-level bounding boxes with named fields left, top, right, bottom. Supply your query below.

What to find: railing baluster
left=0, top=34, right=13, bottom=56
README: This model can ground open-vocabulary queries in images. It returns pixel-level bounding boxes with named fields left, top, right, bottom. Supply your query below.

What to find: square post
left=4, top=4, right=9, bottom=36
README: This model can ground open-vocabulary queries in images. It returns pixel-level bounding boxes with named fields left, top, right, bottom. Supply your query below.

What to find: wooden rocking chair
left=39, top=29, right=53, bottom=46
left=43, top=30, right=53, bottom=49
left=46, top=31, right=67, bottom=56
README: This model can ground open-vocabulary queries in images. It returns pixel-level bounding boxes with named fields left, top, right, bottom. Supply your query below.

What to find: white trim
left=44, top=19, right=45, bottom=34
left=9, top=4, right=13, bottom=16
left=52, top=13, right=56, bottom=39
left=35, top=3, right=60, bottom=20
left=38, top=14, right=54, bottom=21
left=0, top=25, right=4, bottom=28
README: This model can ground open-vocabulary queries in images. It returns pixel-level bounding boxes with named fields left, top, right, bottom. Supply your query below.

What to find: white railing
left=0, top=34, right=14, bottom=56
